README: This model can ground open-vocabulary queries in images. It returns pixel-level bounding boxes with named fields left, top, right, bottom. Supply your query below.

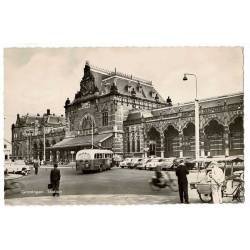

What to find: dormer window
left=131, top=88, right=136, bottom=97
left=151, top=91, right=156, bottom=98
left=127, top=85, right=132, bottom=94
left=155, top=94, right=159, bottom=102
left=137, top=82, right=143, bottom=94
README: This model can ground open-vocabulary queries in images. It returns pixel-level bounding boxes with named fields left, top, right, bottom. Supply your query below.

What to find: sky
left=4, top=47, right=243, bottom=141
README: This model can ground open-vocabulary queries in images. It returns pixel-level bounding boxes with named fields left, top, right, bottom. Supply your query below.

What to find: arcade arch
left=164, top=125, right=179, bottom=157
left=147, top=127, right=161, bottom=156
left=204, top=119, right=225, bottom=156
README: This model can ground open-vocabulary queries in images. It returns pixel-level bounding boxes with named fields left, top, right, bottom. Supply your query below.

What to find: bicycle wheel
left=234, top=185, right=245, bottom=202
left=198, top=192, right=212, bottom=203
left=149, top=181, right=160, bottom=191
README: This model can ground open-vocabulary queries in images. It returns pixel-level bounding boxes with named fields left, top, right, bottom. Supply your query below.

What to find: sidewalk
left=5, top=192, right=235, bottom=205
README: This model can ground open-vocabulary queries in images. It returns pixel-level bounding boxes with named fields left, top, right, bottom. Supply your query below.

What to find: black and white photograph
left=4, top=47, right=244, bottom=205
left=1, top=1, right=250, bottom=250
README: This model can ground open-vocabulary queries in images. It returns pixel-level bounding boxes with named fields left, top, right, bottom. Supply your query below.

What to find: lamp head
left=183, top=74, right=188, bottom=81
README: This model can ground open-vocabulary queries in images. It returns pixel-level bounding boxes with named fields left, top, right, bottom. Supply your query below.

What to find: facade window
left=137, top=135, right=140, bottom=152
left=4, top=144, right=7, bottom=149
left=102, top=112, right=108, bottom=126
left=127, top=136, right=130, bottom=153
left=131, top=132, right=135, bottom=152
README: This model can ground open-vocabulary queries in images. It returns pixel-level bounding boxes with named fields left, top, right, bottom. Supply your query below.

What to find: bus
left=75, top=149, right=114, bottom=174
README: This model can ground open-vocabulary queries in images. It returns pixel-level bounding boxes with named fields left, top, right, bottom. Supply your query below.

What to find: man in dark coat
left=176, top=160, right=189, bottom=203
left=50, top=163, right=61, bottom=197
left=33, top=159, right=39, bottom=175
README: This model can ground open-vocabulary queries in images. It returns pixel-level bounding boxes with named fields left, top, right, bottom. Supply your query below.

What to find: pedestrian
left=176, top=160, right=189, bottom=204
left=33, top=159, right=39, bottom=175
left=50, top=163, right=61, bottom=197
left=209, top=161, right=225, bottom=204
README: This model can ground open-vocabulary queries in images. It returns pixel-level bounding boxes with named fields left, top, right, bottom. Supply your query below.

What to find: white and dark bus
left=76, top=149, right=113, bottom=174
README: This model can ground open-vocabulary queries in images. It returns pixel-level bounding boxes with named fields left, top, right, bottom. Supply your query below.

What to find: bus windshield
left=76, top=152, right=91, bottom=161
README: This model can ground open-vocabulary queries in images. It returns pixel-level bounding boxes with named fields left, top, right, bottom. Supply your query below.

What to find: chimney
left=47, top=109, right=50, bottom=115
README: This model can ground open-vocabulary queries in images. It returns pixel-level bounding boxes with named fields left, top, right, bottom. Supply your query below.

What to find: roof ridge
left=89, top=63, right=152, bottom=85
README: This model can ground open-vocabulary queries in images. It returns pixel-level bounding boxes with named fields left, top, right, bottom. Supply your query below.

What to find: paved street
left=5, top=166, right=237, bottom=205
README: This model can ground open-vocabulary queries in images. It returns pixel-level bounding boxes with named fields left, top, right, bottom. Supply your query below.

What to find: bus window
left=95, top=153, right=104, bottom=159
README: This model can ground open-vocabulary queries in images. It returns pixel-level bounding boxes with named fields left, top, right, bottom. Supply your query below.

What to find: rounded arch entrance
left=183, top=123, right=195, bottom=157
left=164, top=125, right=179, bottom=157
left=229, top=116, right=243, bottom=155
left=147, top=127, right=161, bottom=156
left=204, top=119, right=225, bottom=156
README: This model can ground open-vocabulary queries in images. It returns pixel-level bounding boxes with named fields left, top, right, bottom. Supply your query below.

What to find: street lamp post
left=27, top=130, right=33, bottom=161
left=91, top=120, right=94, bottom=149
left=43, top=126, right=46, bottom=163
left=183, top=73, right=200, bottom=161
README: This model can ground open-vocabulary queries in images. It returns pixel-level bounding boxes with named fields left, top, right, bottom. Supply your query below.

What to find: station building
left=51, top=61, right=243, bottom=161
left=12, top=61, right=243, bottom=162
left=51, top=61, right=167, bottom=161
left=11, top=109, right=65, bottom=161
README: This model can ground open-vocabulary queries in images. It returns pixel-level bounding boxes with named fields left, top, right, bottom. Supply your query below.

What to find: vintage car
left=158, top=157, right=176, bottom=170
left=145, top=158, right=162, bottom=171
left=120, top=158, right=133, bottom=168
left=136, top=158, right=151, bottom=170
left=127, top=158, right=143, bottom=169
left=5, top=160, right=31, bottom=176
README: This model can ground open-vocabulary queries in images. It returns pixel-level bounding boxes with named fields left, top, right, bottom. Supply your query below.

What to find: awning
left=50, top=133, right=113, bottom=149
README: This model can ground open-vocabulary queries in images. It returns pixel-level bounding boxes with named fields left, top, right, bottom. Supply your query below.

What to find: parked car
left=145, top=158, right=162, bottom=171
left=158, top=157, right=176, bottom=170
left=120, top=158, right=133, bottom=168
left=5, top=160, right=31, bottom=175
left=136, top=158, right=151, bottom=170
left=127, top=158, right=143, bottom=169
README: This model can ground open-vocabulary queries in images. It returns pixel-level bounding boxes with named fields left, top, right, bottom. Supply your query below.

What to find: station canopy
left=50, top=133, right=112, bottom=149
